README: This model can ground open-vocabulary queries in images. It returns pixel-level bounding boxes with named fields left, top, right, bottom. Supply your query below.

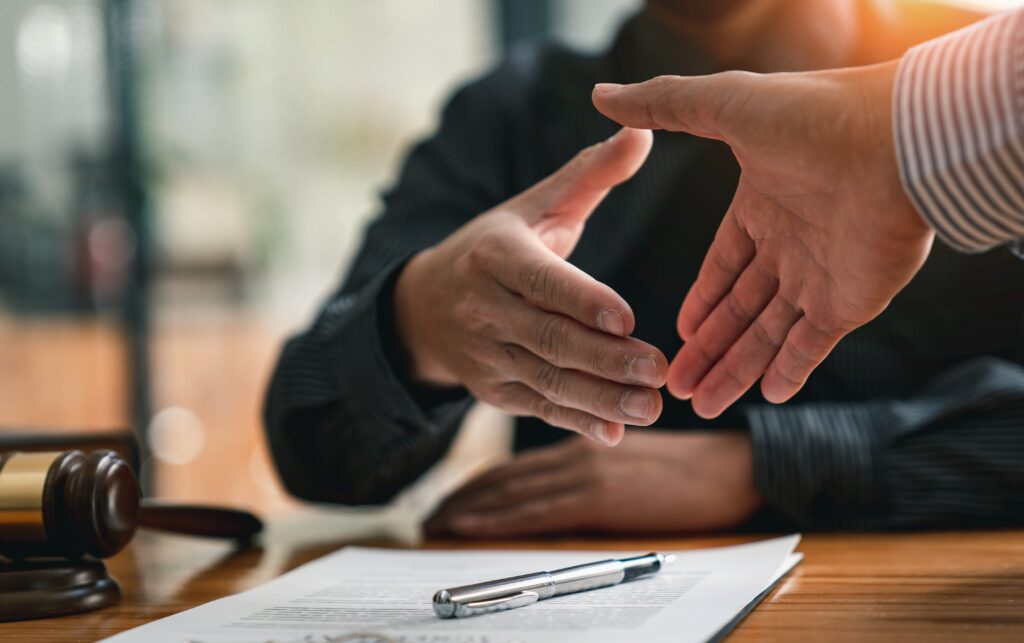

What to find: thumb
left=592, top=74, right=743, bottom=140
left=519, top=127, right=652, bottom=257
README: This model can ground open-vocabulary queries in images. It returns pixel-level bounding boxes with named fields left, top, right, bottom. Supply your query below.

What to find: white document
left=102, top=535, right=801, bottom=643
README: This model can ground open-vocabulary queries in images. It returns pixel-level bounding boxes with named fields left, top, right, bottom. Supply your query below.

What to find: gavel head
left=0, top=450, right=139, bottom=559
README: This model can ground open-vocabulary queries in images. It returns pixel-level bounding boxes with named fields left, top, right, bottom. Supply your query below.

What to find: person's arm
left=748, top=357, right=1024, bottom=529
left=590, top=9, right=1023, bottom=418
left=263, top=74, right=515, bottom=505
left=423, top=430, right=762, bottom=537
left=895, top=9, right=1024, bottom=253
left=266, top=75, right=665, bottom=505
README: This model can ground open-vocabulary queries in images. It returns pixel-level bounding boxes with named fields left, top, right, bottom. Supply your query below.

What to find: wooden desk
left=2, top=529, right=1023, bottom=642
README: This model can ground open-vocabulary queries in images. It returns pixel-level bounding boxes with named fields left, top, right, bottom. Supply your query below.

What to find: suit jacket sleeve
left=263, top=69, right=518, bottom=505
left=747, top=357, right=1024, bottom=529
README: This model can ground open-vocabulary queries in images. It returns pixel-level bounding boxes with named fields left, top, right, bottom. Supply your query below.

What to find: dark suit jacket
left=264, top=6, right=1024, bottom=530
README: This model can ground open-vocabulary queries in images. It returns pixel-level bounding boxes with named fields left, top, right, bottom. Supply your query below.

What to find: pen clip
left=456, top=590, right=539, bottom=617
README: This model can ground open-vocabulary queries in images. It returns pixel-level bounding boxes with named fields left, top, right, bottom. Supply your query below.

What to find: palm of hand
left=663, top=68, right=934, bottom=416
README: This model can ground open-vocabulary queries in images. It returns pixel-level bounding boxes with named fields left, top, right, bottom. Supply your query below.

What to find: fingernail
left=593, top=422, right=614, bottom=446
left=597, top=309, right=626, bottom=336
left=627, top=355, right=660, bottom=385
left=594, top=83, right=623, bottom=94
left=619, top=390, right=652, bottom=421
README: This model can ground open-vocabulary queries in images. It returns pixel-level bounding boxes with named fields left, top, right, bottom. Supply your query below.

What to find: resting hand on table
left=424, top=431, right=762, bottom=537
left=593, top=62, right=934, bottom=418
left=394, top=128, right=667, bottom=446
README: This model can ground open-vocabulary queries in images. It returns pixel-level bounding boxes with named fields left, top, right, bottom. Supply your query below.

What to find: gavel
left=0, top=449, right=262, bottom=560
left=0, top=447, right=264, bottom=622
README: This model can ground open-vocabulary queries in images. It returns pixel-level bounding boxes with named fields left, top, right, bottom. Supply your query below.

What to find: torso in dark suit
left=265, top=4, right=1024, bottom=530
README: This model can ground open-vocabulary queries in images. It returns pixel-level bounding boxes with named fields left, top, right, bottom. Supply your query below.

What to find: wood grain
left=0, top=529, right=1021, bottom=642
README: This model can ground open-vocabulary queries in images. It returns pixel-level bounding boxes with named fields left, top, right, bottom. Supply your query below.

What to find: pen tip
left=664, top=554, right=676, bottom=565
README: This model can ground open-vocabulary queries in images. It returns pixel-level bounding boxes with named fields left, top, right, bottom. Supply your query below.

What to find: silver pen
left=432, top=552, right=675, bottom=619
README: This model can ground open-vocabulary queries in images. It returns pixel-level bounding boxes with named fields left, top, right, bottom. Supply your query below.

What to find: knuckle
left=466, top=232, right=500, bottom=271
left=709, top=243, right=738, bottom=275
left=649, top=74, right=678, bottom=91
left=452, top=292, right=494, bottom=336
left=775, top=363, right=804, bottom=387
left=589, top=347, right=618, bottom=379
left=534, top=398, right=560, bottom=425
left=535, top=361, right=564, bottom=401
left=785, top=340, right=816, bottom=368
left=721, top=363, right=747, bottom=389
left=589, top=385, right=614, bottom=417
left=569, top=145, right=600, bottom=181
left=487, top=382, right=518, bottom=408
left=535, top=315, right=570, bottom=363
left=571, top=144, right=599, bottom=169
left=725, top=293, right=754, bottom=323
left=522, top=261, right=556, bottom=303
left=750, top=319, right=780, bottom=348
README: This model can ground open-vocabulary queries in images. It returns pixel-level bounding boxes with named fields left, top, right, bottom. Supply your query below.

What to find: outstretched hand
left=593, top=62, right=934, bottom=417
left=395, top=128, right=666, bottom=445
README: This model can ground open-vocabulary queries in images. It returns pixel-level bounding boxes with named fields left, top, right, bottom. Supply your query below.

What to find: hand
left=394, top=128, right=667, bottom=446
left=593, top=62, right=934, bottom=418
left=424, top=431, right=762, bottom=537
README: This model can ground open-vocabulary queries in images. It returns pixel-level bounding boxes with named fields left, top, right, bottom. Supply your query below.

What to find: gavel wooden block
left=0, top=449, right=263, bottom=621
left=0, top=450, right=138, bottom=621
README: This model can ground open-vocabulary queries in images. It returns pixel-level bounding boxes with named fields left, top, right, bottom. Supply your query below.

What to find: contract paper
left=102, top=534, right=801, bottom=643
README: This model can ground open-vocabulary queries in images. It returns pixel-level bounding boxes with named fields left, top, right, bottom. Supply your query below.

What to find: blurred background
left=0, top=0, right=1020, bottom=515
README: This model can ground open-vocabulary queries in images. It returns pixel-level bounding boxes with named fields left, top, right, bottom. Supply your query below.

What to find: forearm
left=894, top=8, right=1024, bottom=253
left=264, top=66, right=526, bottom=503
left=748, top=357, right=1024, bottom=530
left=264, top=261, right=471, bottom=505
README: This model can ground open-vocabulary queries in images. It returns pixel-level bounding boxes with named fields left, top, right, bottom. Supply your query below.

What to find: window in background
left=135, top=0, right=499, bottom=509
left=1, top=0, right=1021, bottom=515
left=0, top=0, right=132, bottom=433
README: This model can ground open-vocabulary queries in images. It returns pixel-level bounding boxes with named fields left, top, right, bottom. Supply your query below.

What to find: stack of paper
left=103, top=534, right=801, bottom=643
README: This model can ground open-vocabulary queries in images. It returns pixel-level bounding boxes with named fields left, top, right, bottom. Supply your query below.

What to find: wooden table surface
left=3, top=529, right=1023, bottom=642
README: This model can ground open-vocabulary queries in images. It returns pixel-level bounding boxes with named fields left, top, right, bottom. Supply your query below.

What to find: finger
left=668, top=256, right=777, bottom=399
left=678, top=208, right=757, bottom=340
left=447, top=489, right=592, bottom=538
left=501, top=344, right=662, bottom=426
left=499, top=294, right=667, bottom=387
left=436, top=464, right=586, bottom=520
left=494, top=381, right=626, bottom=446
left=592, top=74, right=741, bottom=138
left=690, top=296, right=802, bottom=419
left=486, top=235, right=636, bottom=337
left=518, top=127, right=653, bottom=232
left=436, top=441, right=575, bottom=506
left=761, top=318, right=845, bottom=404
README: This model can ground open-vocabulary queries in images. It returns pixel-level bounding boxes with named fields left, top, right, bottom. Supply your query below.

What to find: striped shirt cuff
left=894, top=9, right=1024, bottom=253
left=746, top=402, right=884, bottom=529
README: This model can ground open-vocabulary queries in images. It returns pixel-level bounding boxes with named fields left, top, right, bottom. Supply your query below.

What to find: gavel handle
left=138, top=500, right=263, bottom=540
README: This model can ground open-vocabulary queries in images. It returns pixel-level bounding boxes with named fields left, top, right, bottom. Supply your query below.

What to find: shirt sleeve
left=263, top=69, right=519, bottom=506
left=746, top=357, right=1024, bottom=530
left=894, top=9, right=1024, bottom=253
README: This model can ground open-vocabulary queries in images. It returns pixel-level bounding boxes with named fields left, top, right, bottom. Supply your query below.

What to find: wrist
left=716, top=430, right=764, bottom=509
left=393, top=250, right=457, bottom=386
left=854, top=59, right=932, bottom=241
left=667, top=430, right=764, bottom=515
